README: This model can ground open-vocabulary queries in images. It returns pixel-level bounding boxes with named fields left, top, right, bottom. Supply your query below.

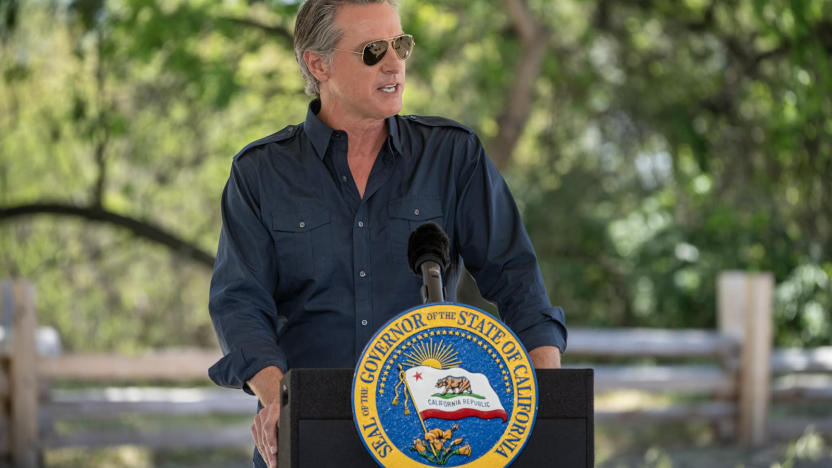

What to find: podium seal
left=352, top=303, right=538, bottom=467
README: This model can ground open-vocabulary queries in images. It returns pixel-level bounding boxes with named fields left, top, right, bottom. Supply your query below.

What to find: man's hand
left=248, top=366, right=284, bottom=468
left=529, top=346, right=562, bottom=369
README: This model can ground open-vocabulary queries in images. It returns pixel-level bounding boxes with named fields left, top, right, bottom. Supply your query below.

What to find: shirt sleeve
left=208, top=155, right=288, bottom=394
left=454, top=133, right=568, bottom=353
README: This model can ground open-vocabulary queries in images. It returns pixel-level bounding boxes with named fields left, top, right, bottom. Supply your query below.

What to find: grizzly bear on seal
left=435, top=376, right=472, bottom=395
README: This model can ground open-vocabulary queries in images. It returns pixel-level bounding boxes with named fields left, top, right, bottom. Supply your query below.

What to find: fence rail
left=771, top=347, right=832, bottom=373
left=37, top=349, right=221, bottom=381
left=45, top=386, right=256, bottom=418
left=40, top=424, right=253, bottom=450
left=3, top=273, right=832, bottom=463
left=567, top=327, right=740, bottom=359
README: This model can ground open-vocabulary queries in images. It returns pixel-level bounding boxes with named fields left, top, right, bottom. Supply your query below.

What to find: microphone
left=407, top=222, right=450, bottom=304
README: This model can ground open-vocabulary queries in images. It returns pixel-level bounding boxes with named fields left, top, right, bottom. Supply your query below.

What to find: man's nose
left=380, top=46, right=405, bottom=74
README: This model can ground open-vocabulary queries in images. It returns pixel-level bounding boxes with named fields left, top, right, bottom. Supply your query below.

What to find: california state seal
left=352, top=303, right=538, bottom=467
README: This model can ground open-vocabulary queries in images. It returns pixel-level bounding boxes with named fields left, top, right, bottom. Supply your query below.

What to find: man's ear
left=304, top=50, right=330, bottom=83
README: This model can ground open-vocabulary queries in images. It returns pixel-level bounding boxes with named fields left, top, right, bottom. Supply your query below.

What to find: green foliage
left=1, top=0, right=831, bottom=351
left=507, top=0, right=832, bottom=343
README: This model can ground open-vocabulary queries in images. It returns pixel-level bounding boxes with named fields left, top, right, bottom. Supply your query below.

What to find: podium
left=278, top=368, right=593, bottom=467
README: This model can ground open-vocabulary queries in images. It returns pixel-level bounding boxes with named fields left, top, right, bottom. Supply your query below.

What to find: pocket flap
left=388, top=197, right=443, bottom=220
left=272, top=208, right=331, bottom=232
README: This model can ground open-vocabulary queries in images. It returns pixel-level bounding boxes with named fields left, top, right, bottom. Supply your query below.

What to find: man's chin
left=380, top=100, right=403, bottom=118
left=367, top=103, right=402, bottom=120
left=373, top=91, right=403, bottom=114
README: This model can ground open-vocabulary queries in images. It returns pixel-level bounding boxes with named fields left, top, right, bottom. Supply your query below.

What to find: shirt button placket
left=353, top=206, right=372, bottom=361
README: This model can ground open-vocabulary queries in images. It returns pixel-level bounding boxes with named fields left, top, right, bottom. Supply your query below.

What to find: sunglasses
left=333, top=34, right=415, bottom=66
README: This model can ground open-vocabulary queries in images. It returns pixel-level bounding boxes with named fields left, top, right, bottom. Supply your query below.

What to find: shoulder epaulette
left=402, top=115, right=474, bottom=134
left=233, top=124, right=300, bottom=160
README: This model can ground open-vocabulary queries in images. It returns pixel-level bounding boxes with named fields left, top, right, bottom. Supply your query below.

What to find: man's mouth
left=379, top=84, right=399, bottom=93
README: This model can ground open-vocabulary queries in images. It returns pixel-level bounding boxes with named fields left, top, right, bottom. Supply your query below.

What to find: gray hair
left=294, top=0, right=399, bottom=97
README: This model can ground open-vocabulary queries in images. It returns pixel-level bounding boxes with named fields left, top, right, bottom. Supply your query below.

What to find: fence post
left=3, top=280, right=39, bottom=467
left=717, top=271, right=774, bottom=446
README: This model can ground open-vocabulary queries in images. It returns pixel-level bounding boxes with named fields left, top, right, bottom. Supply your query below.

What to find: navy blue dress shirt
left=208, top=100, right=567, bottom=394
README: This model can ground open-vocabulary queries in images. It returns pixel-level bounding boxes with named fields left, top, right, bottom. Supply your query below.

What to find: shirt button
left=361, top=320, right=368, bottom=326
left=359, top=270, right=366, bottom=278
left=342, top=175, right=347, bottom=182
left=358, top=221, right=365, bottom=228
left=414, top=208, right=420, bottom=216
left=299, top=221, right=306, bottom=228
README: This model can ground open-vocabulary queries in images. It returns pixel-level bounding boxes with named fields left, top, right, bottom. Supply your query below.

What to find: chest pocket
left=271, top=208, right=331, bottom=283
left=388, top=197, right=444, bottom=265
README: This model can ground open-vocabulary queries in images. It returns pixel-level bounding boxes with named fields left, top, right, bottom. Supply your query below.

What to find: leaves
left=1, top=0, right=831, bottom=351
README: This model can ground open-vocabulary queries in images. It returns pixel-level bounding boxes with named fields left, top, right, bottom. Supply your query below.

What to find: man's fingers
left=263, top=419, right=277, bottom=466
left=253, top=414, right=269, bottom=467
left=251, top=401, right=280, bottom=467
left=251, top=423, right=261, bottom=456
left=252, top=417, right=260, bottom=451
left=264, top=404, right=280, bottom=467
left=265, top=421, right=278, bottom=453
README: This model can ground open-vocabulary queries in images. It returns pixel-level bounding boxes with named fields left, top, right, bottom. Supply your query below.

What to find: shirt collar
left=303, top=99, right=404, bottom=160
left=304, top=99, right=333, bottom=160
left=387, top=113, right=404, bottom=156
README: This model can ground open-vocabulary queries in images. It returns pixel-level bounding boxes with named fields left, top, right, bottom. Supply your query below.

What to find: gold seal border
left=352, top=303, right=538, bottom=468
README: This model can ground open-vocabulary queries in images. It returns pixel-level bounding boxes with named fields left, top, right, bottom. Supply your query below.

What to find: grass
left=43, top=426, right=831, bottom=468
left=44, top=447, right=253, bottom=468
left=593, top=391, right=832, bottom=468
left=430, top=392, right=485, bottom=399
left=52, top=413, right=251, bottom=434
left=595, top=427, right=831, bottom=468
left=39, top=389, right=832, bottom=467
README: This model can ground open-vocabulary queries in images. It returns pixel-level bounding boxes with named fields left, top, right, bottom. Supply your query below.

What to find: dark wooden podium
left=278, top=368, right=593, bottom=467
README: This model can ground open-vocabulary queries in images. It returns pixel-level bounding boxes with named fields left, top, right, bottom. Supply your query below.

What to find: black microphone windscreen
left=407, top=222, right=451, bottom=275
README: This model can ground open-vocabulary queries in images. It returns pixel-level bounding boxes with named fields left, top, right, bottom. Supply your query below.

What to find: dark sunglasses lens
left=363, top=40, right=388, bottom=66
left=392, top=35, right=414, bottom=60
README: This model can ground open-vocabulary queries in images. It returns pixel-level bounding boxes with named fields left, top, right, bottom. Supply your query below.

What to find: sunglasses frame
left=332, top=34, right=415, bottom=66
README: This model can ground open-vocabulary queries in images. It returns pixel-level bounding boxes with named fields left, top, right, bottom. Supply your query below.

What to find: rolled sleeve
left=454, top=134, right=568, bottom=353
left=509, top=307, right=568, bottom=353
left=208, top=346, right=287, bottom=395
left=209, top=155, right=287, bottom=394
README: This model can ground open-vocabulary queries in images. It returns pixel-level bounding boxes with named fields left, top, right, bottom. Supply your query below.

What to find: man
left=208, top=1, right=567, bottom=466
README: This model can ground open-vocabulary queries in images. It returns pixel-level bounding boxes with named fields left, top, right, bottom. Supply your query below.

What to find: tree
left=1, top=0, right=830, bottom=351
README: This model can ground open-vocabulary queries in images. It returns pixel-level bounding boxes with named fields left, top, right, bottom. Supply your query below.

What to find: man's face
left=322, top=2, right=405, bottom=122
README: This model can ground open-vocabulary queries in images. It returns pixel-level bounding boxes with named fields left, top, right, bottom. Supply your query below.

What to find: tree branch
left=502, top=0, right=541, bottom=44
left=491, top=0, right=551, bottom=171
left=218, top=16, right=293, bottom=46
left=0, top=202, right=215, bottom=268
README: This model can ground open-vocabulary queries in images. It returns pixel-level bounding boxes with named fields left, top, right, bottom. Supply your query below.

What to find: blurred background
left=1, top=0, right=831, bottom=466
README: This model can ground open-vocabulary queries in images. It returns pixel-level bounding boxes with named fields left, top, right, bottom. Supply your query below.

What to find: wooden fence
left=2, top=273, right=832, bottom=465
left=1, top=281, right=38, bottom=467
